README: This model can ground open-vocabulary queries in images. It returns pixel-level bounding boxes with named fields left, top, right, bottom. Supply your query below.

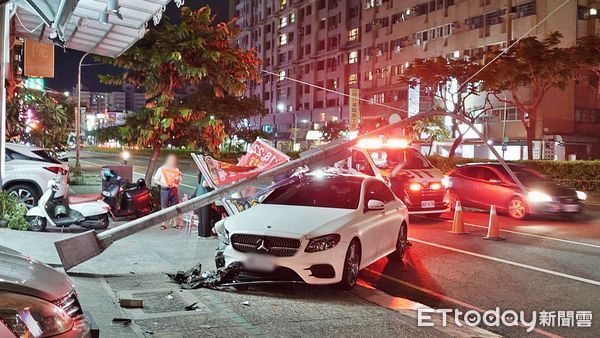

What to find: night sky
left=45, top=0, right=230, bottom=93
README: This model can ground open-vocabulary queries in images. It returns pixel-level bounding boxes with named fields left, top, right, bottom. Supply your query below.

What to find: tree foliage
left=321, top=121, right=348, bottom=142
left=6, top=88, right=72, bottom=152
left=572, top=34, right=600, bottom=97
left=480, top=32, right=574, bottom=159
left=412, top=116, right=451, bottom=155
left=97, top=6, right=260, bottom=181
left=400, top=57, right=489, bottom=157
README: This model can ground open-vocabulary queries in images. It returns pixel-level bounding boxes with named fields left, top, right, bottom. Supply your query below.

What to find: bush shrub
left=0, top=193, right=28, bottom=230
left=426, top=156, right=600, bottom=191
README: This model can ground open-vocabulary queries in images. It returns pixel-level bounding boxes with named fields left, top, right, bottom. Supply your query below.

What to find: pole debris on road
left=54, top=111, right=527, bottom=271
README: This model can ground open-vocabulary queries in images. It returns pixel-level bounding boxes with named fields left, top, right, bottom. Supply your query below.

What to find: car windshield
left=262, top=176, right=362, bottom=209
left=31, top=150, right=61, bottom=164
left=368, top=148, right=432, bottom=170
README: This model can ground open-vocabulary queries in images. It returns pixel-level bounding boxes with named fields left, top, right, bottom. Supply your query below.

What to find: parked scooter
left=26, top=175, right=110, bottom=232
left=101, top=168, right=154, bottom=218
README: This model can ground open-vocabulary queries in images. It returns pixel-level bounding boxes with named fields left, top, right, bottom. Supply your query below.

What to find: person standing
left=153, top=154, right=183, bottom=229
left=193, top=171, right=213, bottom=237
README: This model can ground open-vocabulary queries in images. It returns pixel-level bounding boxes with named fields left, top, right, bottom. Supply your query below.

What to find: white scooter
left=26, top=174, right=110, bottom=232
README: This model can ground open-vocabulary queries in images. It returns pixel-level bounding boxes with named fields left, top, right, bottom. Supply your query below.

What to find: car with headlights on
left=0, top=245, right=90, bottom=337
left=445, top=163, right=586, bottom=220
left=215, top=173, right=409, bottom=289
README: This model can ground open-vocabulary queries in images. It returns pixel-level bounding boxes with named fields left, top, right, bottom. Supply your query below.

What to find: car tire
left=26, top=216, right=47, bottom=232
left=7, top=184, right=40, bottom=210
left=336, top=239, right=361, bottom=290
left=507, top=196, right=528, bottom=220
left=388, top=222, right=408, bottom=261
left=98, top=214, right=110, bottom=230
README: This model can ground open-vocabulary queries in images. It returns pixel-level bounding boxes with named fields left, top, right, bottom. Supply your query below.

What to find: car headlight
left=0, top=292, right=73, bottom=337
left=576, top=190, right=587, bottom=201
left=527, top=191, right=553, bottom=202
left=305, top=234, right=341, bottom=253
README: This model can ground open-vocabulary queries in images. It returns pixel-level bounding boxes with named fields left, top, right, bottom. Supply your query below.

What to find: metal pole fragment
left=55, top=111, right=526, bottom=270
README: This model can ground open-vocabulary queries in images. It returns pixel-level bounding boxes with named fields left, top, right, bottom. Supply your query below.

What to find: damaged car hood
left=0, top=245, right=73, bottom=302
left=224, top=204, right=355, bottom=237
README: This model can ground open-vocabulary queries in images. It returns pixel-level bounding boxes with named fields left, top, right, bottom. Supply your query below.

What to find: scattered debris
left=112, top=318, right=132, bottom=326
left=242, top=301, right=250, bottom=306
left=119, top=297, right=143, bottom=308
left=166, top=262, right=243, bottom=289
left=184, top=302, right=199, bottom=311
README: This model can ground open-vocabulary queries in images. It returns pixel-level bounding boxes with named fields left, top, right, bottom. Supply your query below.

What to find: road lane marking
left=439, top=219, right=600, bottom=249
left=78, top=159, right=196, bottom=189
left=409, top=237, right=600, bottom=287
left=362, top=269, right=562, bottom=338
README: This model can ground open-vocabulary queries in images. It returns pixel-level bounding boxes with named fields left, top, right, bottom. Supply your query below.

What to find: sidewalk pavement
left=0, top=225, right=496, bottom=337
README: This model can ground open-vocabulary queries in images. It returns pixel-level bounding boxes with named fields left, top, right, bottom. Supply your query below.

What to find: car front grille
left=53, top=290, right=83, bottom=321
left=231, top=234, right=301, bottom=257
left=557, top=196, right=578, bottom=204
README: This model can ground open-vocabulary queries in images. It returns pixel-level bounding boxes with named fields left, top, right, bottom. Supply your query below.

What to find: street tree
left=572, top=34, right=600, bottom=97
left=400, top=57, right=489, bottom=157
left=480, top=32, right=574, bottom=159
left=7, top=88, right=72, bottom=152
left=321, top=121, right=348, bottom=142
left=97, top=6, right=260, bottom=181
left=411, top=116, right=451, bottom=155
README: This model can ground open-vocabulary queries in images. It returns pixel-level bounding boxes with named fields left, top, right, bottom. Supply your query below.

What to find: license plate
left=562, top=204, right=580, bottom=213
left=245, top=254, right=276, bottom=271
left=421, top=200, right=435, bottom=208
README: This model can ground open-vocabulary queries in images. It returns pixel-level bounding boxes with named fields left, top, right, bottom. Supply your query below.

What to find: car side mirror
left=366, top=199, right=385, bottom=211
left=60, top=157, right=69, bottom=162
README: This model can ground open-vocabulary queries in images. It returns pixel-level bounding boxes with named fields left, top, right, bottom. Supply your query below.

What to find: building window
left=348, top=73, right=358, bottom=85
left=317, top=60, right=325, bottom=70
left=305, top=44, right=311, bottom=54
left=319, top=18, right=326, bottom=29
left=279, top=16, right=288, bottom=28
left=290, top=13, right=296, bottom=23
left=365, top=71, right=373, bottom=81
left=305, top=25, right=312, bottom=35
left=373, top=93, right=385, bottom=104
left=364, top=0, right=375, bottom=9
left=280, top=0, right=287, bottom=8
left=348, top=50, right=358, bottom=64
left=279, top=34, right=288, bottom=45
left=305, top=5, right=312, bottom=15
left=348, top=28, right=359, bottom=41
left=279, top=70, right=286, bottom=81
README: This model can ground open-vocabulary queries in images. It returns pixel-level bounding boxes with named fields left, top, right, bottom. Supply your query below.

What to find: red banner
left=195, top=138, right=290, bottom=188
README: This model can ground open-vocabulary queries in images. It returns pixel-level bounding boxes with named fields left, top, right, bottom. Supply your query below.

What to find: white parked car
left=216, top=173, right=409, bottom=289
left=4, top=143, right=69, bottom=209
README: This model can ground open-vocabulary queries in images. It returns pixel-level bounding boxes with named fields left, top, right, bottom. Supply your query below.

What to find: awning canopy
left=13, top=0, right=176, bottom=57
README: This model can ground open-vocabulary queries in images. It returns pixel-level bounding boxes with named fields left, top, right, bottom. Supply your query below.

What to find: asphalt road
left=74, top=150, right=600, bottom=337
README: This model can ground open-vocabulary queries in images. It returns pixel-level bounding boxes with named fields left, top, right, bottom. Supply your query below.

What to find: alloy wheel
left=346, top=242, right=360, bottom=286
left=9, top=189, right=35, bottom=209
left=508, top=198, right=526, bottom=219
left=396, top=224, right=408, bottom=257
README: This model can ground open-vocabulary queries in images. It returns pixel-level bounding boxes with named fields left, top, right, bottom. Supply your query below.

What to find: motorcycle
left=101, top=168, right=154, bottom=218
left=26, top=175, right=110, bottom=232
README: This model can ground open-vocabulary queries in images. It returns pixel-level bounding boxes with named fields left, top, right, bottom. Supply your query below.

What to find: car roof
left=304, top=173, right=369, bottom=183
left=456, top=162, right=525, bottom=170
left=6, top=142, right=43, bottom=152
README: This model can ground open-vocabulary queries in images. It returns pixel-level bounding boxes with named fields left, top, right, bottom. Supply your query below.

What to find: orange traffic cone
left=449, top=201, right=468, bottom=234
left=483, top=205, right=505, bottom=241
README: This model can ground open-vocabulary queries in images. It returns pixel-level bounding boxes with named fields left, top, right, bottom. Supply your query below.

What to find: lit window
left=348, top=28, right=359, bottom=41
left=279, top=34, right=288, bottom=45
left=290, top=13, right=296, bottom=23
left=373, top=93, right=385, bottom=103
left=279, top=70, right=286, bottom=81
left=280, top=0, right=287, bottom=8
left=279, top=17, right=288, bottom=28
left=348, top=73, right=358, bottom=85
left=348, top=50, right=358, bottom=64
left=365, top=71, right=373, bottom=81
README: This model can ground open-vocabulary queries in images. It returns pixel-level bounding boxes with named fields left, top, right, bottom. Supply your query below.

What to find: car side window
left=480, top=168, right=500, bottom=182
left=352, top=150, right=375, bottom=176
left=457, top=167, right=480, bottom=179
left=364, top=180, right=394, bottom=204
left=5, top=149, right=12, bottom=162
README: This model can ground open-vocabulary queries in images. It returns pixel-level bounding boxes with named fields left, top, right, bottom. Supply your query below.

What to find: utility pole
left=0, top=3, right=10, bottom=190
left=74, top=52, right=90, bottom=175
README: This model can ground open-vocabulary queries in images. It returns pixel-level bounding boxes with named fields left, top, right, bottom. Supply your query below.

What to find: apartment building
left=232, top=0, right=600, bottom=158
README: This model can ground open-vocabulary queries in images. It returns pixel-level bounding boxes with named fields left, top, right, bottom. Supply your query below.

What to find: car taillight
left=409, top=182, right=422, bottom=191
left=430, top=182, right=442, bottom=190
left=44, top=167, right=67, bottom=175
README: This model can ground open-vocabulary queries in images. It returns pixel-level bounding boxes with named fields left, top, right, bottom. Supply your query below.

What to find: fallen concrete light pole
left=55, top=111, right=526, bottom=271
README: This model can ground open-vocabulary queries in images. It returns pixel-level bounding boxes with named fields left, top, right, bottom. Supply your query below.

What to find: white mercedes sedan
left=216, top=173, right=409, bottom=289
